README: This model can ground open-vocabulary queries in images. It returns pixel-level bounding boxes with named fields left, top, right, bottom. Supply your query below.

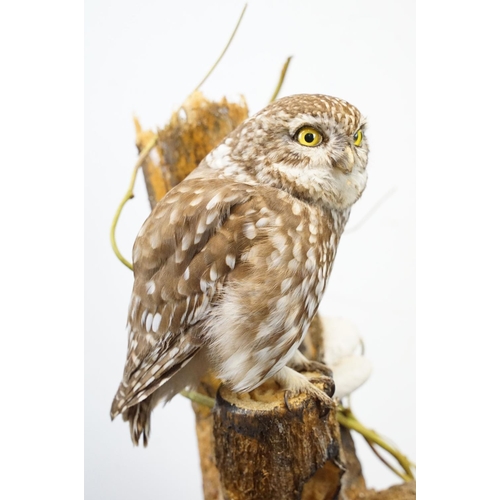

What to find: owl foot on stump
left=288, top=350, right=334, bottom=379
left=274, top=366, right=334, bottom=417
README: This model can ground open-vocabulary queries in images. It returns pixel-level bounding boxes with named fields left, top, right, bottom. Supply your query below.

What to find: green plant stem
left=110, top=136, right=157, bottom=270
left=337, top=406, right=415, bottom=481
left=194, top=4, right=247, bottom=92
left=111, top=3, right=248, bottom=268
left=269, top=56, right=292, bottom=102
left=181, top=390, right=215, bottom=408
left=364, top=437, right=411, bottom=482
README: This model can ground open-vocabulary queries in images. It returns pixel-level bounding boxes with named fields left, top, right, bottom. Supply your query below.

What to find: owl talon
left=308, top=383, right=334, bottom=418
left=308, top=376, right=336, bottom=398
left=287, top=351, right=333, bottom=378
left=284, top=390, right=293, bottom=412
left=274, top=366, right=334, bottom=416
left=282, top=383, right=333, bottom=416
left=300, top=360, right=333, bottom=378
left=317, top=398, right=332, bottom=419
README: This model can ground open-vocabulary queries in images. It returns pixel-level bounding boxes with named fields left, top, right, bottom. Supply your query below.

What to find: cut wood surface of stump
left=133, top=91, right=415, bottom=500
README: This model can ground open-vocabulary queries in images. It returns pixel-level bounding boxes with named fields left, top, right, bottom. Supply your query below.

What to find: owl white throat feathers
left=111, top=93, right=369, bottom=446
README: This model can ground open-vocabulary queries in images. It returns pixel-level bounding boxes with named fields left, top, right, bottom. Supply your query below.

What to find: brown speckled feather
left=111, top=179, right=256, bottom=417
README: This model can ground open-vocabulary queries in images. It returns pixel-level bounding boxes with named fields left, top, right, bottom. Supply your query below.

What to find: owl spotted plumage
left=111, top=94, right=369, bottom=445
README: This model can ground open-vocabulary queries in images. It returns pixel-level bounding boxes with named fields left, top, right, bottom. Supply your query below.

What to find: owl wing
left=110, top=177, right=261, bottom=417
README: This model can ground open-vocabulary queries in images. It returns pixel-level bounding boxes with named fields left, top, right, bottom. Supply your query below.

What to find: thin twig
left=345, top=186, right=397, bottom=234
left=112, top=5, right=247, bottom=268
left=110, top=136, right=158, bottom=270
left=194, top=4, right=248, bottom=92
left=364, top=437, right=412, bottom=482
left=337, top=406, right=415, bottom=481
left=181, top=390, right=215, bottom=408
left=269, top=56, right=292, bottom=102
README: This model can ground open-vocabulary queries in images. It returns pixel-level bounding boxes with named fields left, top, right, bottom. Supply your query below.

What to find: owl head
left=203, top=93, right=369, bottom=212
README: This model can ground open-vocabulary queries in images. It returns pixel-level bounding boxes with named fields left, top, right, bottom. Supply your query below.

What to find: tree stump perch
left=213, top=375, right=342, bottom=500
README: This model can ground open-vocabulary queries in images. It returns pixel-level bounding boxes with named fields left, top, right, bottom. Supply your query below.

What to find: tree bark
left=213, top=375, right=341, bottom=500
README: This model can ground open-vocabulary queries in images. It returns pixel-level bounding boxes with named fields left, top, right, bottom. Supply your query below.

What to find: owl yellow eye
left=353, top=130, right=363, bottom=147
left=296, top=127, right=323, bottom=147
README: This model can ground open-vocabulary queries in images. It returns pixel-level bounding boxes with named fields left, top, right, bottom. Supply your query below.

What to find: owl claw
left=284, top=390, right=293, bottom=412
left=307, top=381, right=335, bottom=417
left=299, top=360, right=333, bottom=379
left=287, top=352, right=333, bottom=378
left=308, top=376, right=336, bottom=398
left=317, top=398, right=332, bottom=419
left=282, top=383, right=333, bottom=417
left=277, top=365, right=334, bottom=417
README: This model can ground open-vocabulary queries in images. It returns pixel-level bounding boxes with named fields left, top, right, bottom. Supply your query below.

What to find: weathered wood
left=299, top=314, right=326, bottom=363
left=134, top=118, right=168, bottom=209
left=192, top=372, right=224, bottom=500
left=156, top=91, right=248, bottom=190
left=337, top=426, right=368, bottom=500
left=366, top=481, right=416, bottom=500
left=135, top=91, right=248, bottom=209
left=193, top=402, right=223, bottom=500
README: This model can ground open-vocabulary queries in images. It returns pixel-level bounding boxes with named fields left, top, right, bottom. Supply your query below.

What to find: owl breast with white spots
left=111, top=94, right=369, bottom=446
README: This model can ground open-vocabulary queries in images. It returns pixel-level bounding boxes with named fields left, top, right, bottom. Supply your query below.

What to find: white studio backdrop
left=85, top=1, right=415, bottom=498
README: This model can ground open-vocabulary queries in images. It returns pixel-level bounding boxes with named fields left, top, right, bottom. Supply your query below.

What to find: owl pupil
left=304, top=133, right=314, bottom=143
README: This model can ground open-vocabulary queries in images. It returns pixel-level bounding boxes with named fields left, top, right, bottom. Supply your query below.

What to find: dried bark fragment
left=135, top=91, right=248, bottom=209
left=134, top=117, right=168, bottom=209
left=193, top=402, right=224, bottom=500
left=192, top=372, right=224, bottom=500
left=157, top=91, right=248, bottom=189
left=338, top=426, right=369, bottom=500
left=299, top=314, right=326, bottom=363
left=366, top=481, right=416, bottom=500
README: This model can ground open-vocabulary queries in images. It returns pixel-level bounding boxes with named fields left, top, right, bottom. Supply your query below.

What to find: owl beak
left=333, top=146, right=355, bottom=174
left=332, top=158, right=354, bottom=174
left=338, top=161, right=354, bottom=174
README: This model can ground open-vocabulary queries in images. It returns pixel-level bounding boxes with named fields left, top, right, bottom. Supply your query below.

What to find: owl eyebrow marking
left=358, top=118, right=368, bottom=129
left=290, top=123, right=327, bottom=141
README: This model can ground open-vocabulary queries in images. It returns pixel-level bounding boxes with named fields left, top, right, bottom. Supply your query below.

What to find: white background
left=85, top=0, right=414, bottom=498
left=4, top=2, right=500, bottom=500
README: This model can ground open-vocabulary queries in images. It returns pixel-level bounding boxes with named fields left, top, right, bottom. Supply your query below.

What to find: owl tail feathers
left=110, top=347, right=210, bottom=446
left=109, top=382, right=152, bottom=447
left=122, top=398, right=152, bottom=447
left=109, top=380, right=130, bottom=421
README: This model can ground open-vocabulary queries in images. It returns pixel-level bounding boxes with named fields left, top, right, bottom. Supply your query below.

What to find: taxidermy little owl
left=110, top=93, right=369, bottom=445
